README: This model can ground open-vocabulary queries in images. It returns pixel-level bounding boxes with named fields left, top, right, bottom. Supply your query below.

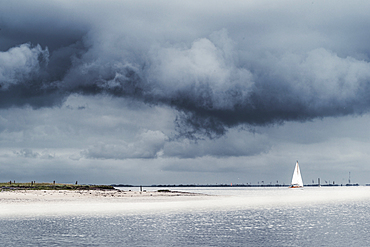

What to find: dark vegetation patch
left=157, top=189, right=171, bottom=192
left=0, top=182, right=115, bottom=191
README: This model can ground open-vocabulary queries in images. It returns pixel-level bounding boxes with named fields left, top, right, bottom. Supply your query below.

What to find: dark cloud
left=0, top=1, right=88, bottom=52
left=2, top=1, right=370, bottom=138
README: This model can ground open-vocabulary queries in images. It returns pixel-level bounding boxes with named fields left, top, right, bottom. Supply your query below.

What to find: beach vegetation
left=0, top=182, right=115, bottom=191
left=157, top=189, right=171, bottom=192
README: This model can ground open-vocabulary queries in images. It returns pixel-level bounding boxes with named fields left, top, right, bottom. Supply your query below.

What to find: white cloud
left=13, top=148, right=55, bottom=159
left=147, top=30, right=253, bottom=110
left=266, top=48, right=370, bottom=104
left=0, top=44, right=49, bottom=89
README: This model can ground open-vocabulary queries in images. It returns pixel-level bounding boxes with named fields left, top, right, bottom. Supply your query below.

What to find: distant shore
left=113, top=183, right=362, bottom=187
left=1, top=182, right=365, bottom=192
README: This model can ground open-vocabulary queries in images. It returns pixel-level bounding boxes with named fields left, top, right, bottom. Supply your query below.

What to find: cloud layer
left=2, top=1, right=370, bottom=138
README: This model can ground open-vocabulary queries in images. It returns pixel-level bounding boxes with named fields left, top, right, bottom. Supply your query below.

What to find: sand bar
left=0, top=189, right=202, bottom=201
left=0, top=189, right=211, bottom=218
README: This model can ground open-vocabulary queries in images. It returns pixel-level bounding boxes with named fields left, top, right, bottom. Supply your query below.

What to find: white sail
left=290, top=161, right=303, bottom=187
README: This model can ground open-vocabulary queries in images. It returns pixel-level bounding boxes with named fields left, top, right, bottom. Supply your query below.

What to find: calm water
left=1, top=187, right=370, bottom=246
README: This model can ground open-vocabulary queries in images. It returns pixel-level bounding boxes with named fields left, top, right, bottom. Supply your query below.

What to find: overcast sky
left=1, top=0, right=370, bottom=185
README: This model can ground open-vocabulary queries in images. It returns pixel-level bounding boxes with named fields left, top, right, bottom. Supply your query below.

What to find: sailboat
left=289, top=161, right=303, bottom=188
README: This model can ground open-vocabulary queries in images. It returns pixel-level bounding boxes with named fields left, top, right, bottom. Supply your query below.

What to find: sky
left=1, top=0, right=370, bottom=185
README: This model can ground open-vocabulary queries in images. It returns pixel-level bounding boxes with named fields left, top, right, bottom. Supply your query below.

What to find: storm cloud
left=3, top=0, right=370, bottom=185
left=2, top=1, right=370, bottom=138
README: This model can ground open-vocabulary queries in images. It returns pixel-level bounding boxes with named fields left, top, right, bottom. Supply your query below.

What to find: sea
left=1, top=186, right=370, bottom=246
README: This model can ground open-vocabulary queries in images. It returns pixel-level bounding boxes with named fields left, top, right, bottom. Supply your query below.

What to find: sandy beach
left=0, top=189, right=201, bottom=202
left=0, top=189, right=211, bottom=218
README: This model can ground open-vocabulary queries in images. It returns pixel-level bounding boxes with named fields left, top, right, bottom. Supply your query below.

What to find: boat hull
left=289, top=184, right=303, bottom=188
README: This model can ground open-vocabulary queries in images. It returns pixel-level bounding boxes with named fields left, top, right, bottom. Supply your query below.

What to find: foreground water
left=1, top=187, right=370, bottom=246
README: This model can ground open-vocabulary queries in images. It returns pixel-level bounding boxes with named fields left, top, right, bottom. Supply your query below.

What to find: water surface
left=1, top=187, right=369, bottom=246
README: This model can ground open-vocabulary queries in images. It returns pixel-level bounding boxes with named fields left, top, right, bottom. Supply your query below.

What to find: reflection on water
left=1, top=187, right=370, bottom=246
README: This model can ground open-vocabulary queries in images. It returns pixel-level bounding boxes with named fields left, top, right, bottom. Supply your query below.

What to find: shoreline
left=1, top=187, right=370, bottom=218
